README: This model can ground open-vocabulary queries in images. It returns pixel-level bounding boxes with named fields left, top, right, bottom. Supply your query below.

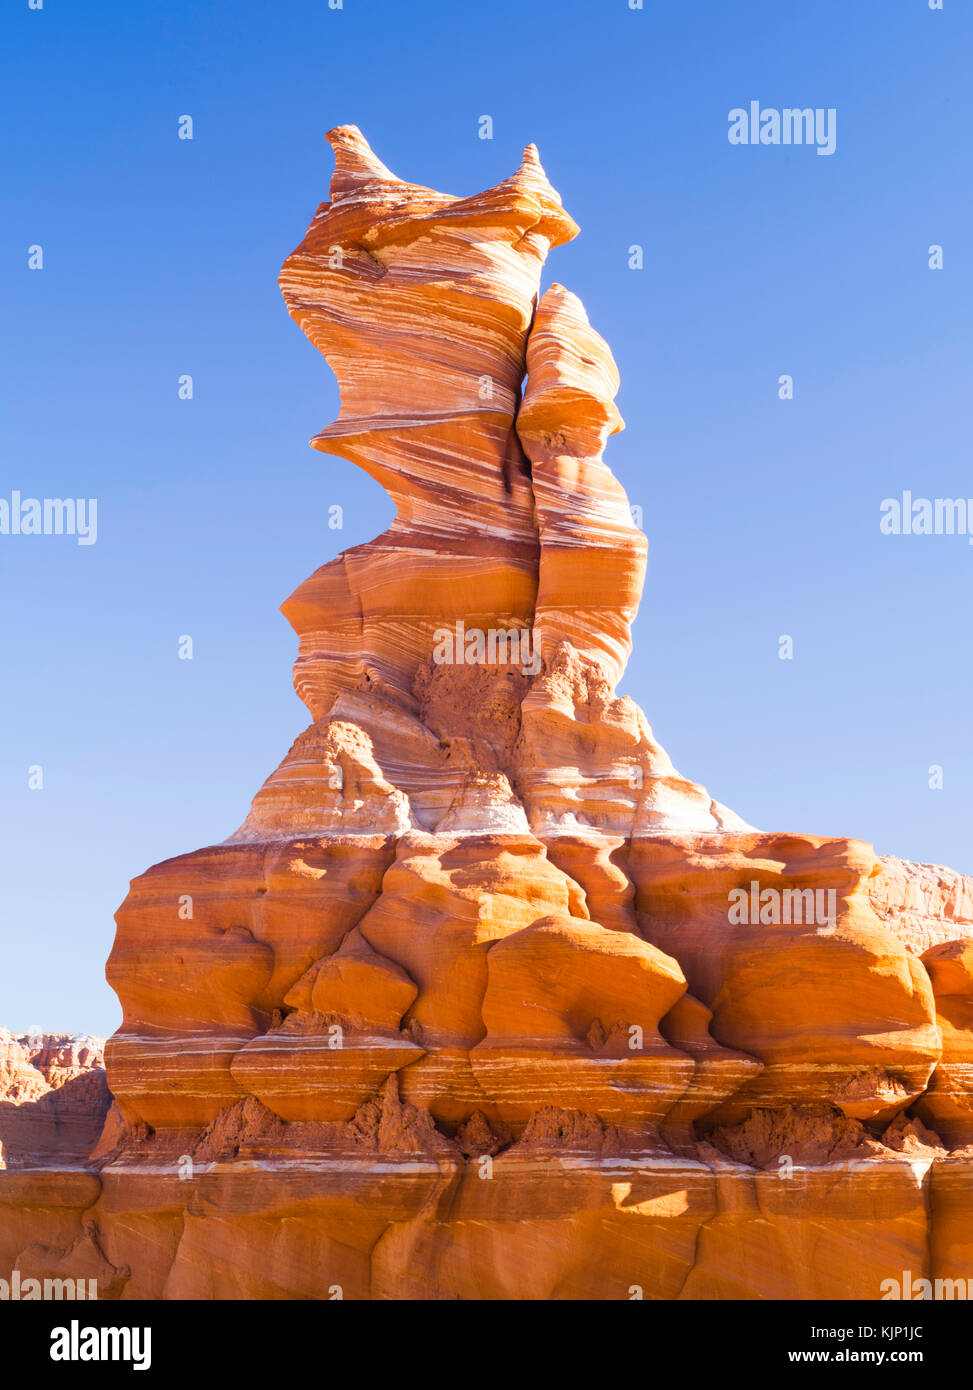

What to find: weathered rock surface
left=0, top=1031, right=119, bottom=1294
left=0, top=1030, right=109, bottom=1170
left=6, top=128, right=973, bottom=1300
left=869, top=855, right=973, bottom=954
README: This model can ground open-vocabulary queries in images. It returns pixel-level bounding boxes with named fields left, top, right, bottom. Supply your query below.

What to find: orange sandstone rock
left=7, top=127, right=973, bottom=1301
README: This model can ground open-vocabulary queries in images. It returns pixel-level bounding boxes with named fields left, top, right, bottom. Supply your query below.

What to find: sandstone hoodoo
left=5, top=128, right=973, bottom=1300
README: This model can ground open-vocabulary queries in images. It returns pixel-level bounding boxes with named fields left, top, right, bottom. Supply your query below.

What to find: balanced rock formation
left=6, top=128, right=973, bottom=1300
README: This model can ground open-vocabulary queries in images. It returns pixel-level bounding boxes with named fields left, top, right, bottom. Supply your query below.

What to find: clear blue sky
left=2, top=0, right=970, bottom=1037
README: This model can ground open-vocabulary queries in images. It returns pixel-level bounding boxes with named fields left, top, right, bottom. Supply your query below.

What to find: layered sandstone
left=869, top=856, right=973, bottom=954
left=0, top=1032, right=123, bottom=1298
left=6, top=128, right=973, bottom=1300
left=0, top=1030, right=109, bottom=1169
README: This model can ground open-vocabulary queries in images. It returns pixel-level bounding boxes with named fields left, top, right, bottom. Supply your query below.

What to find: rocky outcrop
left=0, top=1031, right=118, bottom=1297
left=6, top=127, right=973, bottom=1300
left=0, top=1030, right=109, bottom=1170
left=869, top=855, right=973, bottom=954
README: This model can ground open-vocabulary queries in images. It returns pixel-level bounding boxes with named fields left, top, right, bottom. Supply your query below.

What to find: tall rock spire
left=86, top=131, right=965, bottom=1304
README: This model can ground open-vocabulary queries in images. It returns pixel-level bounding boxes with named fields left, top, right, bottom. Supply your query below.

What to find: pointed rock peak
left=325, top=125, right=402, bottom=200
left=496, top=143, right=579, bottom=247
left=538, top=282, right=587, bottom=319
left=510, top=142, right=557, bottom=196
left=520, top=143, right=544, bottom=174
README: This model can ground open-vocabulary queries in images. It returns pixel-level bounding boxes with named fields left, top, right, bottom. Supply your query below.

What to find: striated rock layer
left=6, top=128, right=973, bottom=1300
